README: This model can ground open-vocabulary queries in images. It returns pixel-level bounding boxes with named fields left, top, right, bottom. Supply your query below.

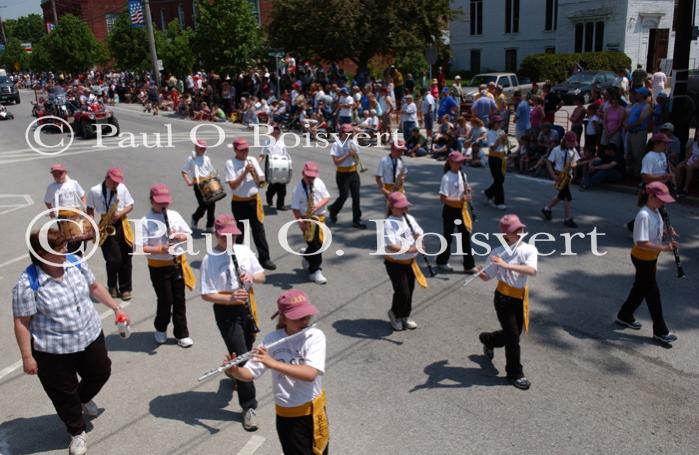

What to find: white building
left=449, top=0, right=699, bottom=74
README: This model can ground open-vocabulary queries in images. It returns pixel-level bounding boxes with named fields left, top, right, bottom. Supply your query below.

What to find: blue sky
left=1, top=0, right=43, bottom=20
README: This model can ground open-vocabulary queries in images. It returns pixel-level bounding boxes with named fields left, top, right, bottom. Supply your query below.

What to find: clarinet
left=230, top=252, right=260, bottom=333
left=403, top=214, right=435, bottom=277
left=659, top=207, right=685, bottom=278
left=459, top=170, right=476, bottom=222
left=162, top=209, right=183, bottom=280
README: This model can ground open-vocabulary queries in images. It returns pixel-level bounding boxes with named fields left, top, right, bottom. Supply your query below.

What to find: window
left=585, top=22, right=594, bottom=51
left=500, top=75, right=512, bottom=88
left=594, top=22, right=604, bottom=51
left=160, top=9, right=166, bottom=31
left=471, top=49, right=481, bottom=74
left=470, top=0, right=483, bottom=36
left=105, top=13, right=117, bottom=34
left=673, top=0, right=680, bottom=32
left=505, top=0, right=520, bottom=34
left=575, top=24, right=584, bottom=52
left=249, top=0, right=261, bottom=25
left=576, top=21, right=605, bottom=53
left=178, top=4, right=185, bottom=29
left=545, top=0, right=558, bottom=31
left=505, top=49, right=517, bottom=73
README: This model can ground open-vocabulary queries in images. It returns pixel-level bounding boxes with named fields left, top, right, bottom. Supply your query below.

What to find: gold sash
left=444, top=200, right=473, bottom=232
left=220, top=289, right=259, bottom=333
left=384, top=255, right=428, bottom=288
left=58, top=209, right=80, bottom=217
left=231, top=194, right=264, bottom=223
left=630, top=245, right=660, bottom=261
left=383, top=183, right=405, bottom=194
left=489, top=151, right=508, bottom=174
left=496, top=280, right=529, bottom=334
left=275, top=391, right=329, bottom=455
left=121, top=217, right=134, bottom=247
left=336, top=164, right=357, bottom=173
left=147, top=255, right=196, bottom=290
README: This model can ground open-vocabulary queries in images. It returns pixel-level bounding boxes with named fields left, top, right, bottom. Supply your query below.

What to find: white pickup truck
left=461, top=73, right=533, bottom=102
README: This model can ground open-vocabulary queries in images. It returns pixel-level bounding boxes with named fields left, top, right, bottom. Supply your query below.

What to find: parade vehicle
left=462, top=73, right=530, bottom=102
left=0, top=72, right=21, bottom=105
left=31, top=88, right=120, bottom=138
left=0, top=104, right=14, bottom=120
left=72, top=101, right=120, bottom=139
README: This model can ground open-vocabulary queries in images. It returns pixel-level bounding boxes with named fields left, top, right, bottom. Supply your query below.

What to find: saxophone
left=303, top=182, right=319, bottom=242
left=392, top=167, right=405, bottom=193
left=98, top=197, right=119, bottom=246
left=555, top=151, right=573, bottom=190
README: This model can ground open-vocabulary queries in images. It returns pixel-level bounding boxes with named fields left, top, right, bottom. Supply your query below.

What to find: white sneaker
left=310, top=270, right=327, bottom=285
left=496, top=204, right=507, bottom=210
left=81, top=400, right=99, bottom=417
left=154, top=331, right=167, bottom=344
left=402, top=318, right=418, bottom=330
left=243, top=408, right=258, bottom=431
left=177, top=337, right=194, bottom=348
left=388, top=310, right=404, bottom=331
left=69, top=431, right=87, bottom=455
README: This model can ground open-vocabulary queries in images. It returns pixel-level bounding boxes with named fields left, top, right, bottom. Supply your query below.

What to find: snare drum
left=265, top=155, right=292, bottom=185
left=199, top=177, right=226, bottom=204
left=59, top=213, right=96, bottom=242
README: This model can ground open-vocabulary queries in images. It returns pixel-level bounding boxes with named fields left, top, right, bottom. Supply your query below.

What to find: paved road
left=0, top=92, right=698, bottom=455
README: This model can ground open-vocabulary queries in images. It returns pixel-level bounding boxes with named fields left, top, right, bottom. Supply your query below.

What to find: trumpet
left=350, top=146, right=368, bottom=173
left=97, top=197, right=119, bottom=246
left=247, top=158, right=267, bottom=188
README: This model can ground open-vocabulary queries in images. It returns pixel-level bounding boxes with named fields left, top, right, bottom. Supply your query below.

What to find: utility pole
left=670, top=0, right=693, bottom=153
left=143, top=0, right=161, bottom=86
left=0, top=6, right=7, bottom=45
left=51, top=0, right=59, bottom=25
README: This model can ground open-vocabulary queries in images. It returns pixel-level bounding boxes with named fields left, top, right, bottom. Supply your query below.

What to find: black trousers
left=266, top=183, right=287, bottom=209
left=33, top=332, right=111, bottom=436
left=192, top=185, right=216, bottom=228
left=276, top=414, right=329, bottom=455
left=481, top=292, right=524, bottom=379
left=231, top=198, right=271, bottom=262
left=213, top=305, right=257, bottom=410
left=305, top=222, right=324, bottom=273
left=149, top=265, right=189, bottom=338
left=484, top=156, right=505, bottom=205
left=329, top=171, right=362, bottom=223
left=100, top=221, right=132, bottom=292
left=436, top=205, right=475, bottom=269
left=384, top=260, right=415, bottom=318
left=618, top=256, right=669, bottom=336
left=556, top=184, right=572, bottom=202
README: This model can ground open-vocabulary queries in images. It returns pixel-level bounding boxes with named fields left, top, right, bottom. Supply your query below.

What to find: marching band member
left=225, top=289, right=329, bottom=455
left=436, top=152, right=478, bottom=274
left=616, top=182, right=679, bottom=344
left=200, top=213, right=266, bottom=431
left=541, top=132, right=580, bottom=228
left=328, top=123, right=367, bottom=229
left=383, top=192, right=427, bottom=331
left=478, top=214, right=538, bottom=390
left=13, top=228, right=130, bottom=455
left=259, top=125, right=291, bottom=210
left=292, top=162, right=331, bottom=285
left=225, top=138, right=277, bottom=270
left=181, top=138, right=218, bottom=232
left=375, top=140, right=408, bottom=197
left=86, top=167, right=135, bottom=300
left=482, top=115, right=508, bottom=210
left=137, top=184, right=196, bottom=348
left=44, top=163, right=88, bottom=255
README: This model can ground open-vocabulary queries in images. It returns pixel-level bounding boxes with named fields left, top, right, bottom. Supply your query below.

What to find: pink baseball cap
left=499, top=214, right=526, bottom=234
left=564, top=131, right=578, bottom=145
left=645, top=181, right=675, bottom=203
left=270, top=289, right=318, bottom=320
left=387, top=192, right=411, bottom=208
left=150, top=183, right=172, bottom=204
left=651, top=133, right=672, bottom=144
left=448, top=151, right=467, bottom=163
left=214, top=213, right=242, bottom=235
left=50, top=163, right=66, bottom=173
left=340, top=123, right=353, bottom=133
left=302, top=161, right=320, bottom=177
left=195, top=138, right=208, bottom=149
left=392, top=139, right=407, bottom=151
left=106, top=167, right=124, bottom=183
left=233, top=138, right=249, bottom=150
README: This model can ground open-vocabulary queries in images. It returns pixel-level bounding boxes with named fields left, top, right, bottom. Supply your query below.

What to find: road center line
left=236, top=435, right=266, bottom=455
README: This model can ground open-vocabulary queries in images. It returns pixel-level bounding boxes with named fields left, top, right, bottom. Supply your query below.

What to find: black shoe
left=478, top=333, right=494, bottom=360
left=509, top=377, right=531, bottom=390
left=653, top=332, right=678, bottom=344
left=540, top=208, right=552, bottom=221
left=352, top=221, right=367, bottom=229
left=563, top=218, right=578, bottom=228
left=260, top=260, right=277, bottom=270
left=615, top=317, right=642, bottom=330
left=328, top=214, right=337, bottom=225
left=277, top=205, right=289, bottom=211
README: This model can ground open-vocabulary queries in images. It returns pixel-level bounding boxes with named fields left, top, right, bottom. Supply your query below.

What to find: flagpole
left=142, top=0, right=161, bottom=87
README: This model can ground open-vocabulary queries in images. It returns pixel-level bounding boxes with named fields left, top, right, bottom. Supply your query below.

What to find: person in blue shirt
left=471, top=90, right=497, bottom=125
left=437, top=88, right=457, bottom=121
left=513, top=91, right=530, bottom=139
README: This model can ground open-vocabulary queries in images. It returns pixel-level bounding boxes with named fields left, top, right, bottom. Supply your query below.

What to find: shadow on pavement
left=148, top=378, right=240, bottom=434
left=0, top=414, right=93, bottom=454
left=105, top=332, right=160, bottom=355
left=332, top=318, right=404, bottom=345
left=266, top=269, right=315, bottom=290
left=409, top=356, right=507, bottom=392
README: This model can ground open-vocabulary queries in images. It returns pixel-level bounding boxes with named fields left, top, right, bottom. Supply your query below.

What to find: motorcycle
left=0, top=104, right=14, bottom=121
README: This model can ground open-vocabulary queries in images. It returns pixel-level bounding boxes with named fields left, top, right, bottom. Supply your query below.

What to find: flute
left=197, top=324, right=316, bottom=381
left=403, top=214, right=435, bottom=277
left=659, top=207, right=685, bottom=278
left=463, top=235, right=525, bottom=288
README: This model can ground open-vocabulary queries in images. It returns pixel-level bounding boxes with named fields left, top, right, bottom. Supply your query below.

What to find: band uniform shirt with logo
left=261, top=137, right=290, bottom=159
left=641, top=151, right=668, bottom=177
left=439, top=170, right=468, bottom=198
left=87, top=182, right=134, bottom=214
left=486, top=129, right=506, bottom=152
left=225, top=157, right=265, bottom=198
left=376, top=156, right=407, bottom=184
left=633, top=206, right=663, bottom=245
left=548, top=146, right=580, bottom=173
left=330, top=140, right=356, bottom=168
left=384, top=214, right=423, bottom=261
left=44, top=177, right=86, bottom=209
left=199, top=244, right=263, bottom=295
left=246, top=327, right=326, bottom=407
left=486, top=242, right=538, bottom=289
left=182, top=154, right=216, bottom=181
left=291, top=178, right=331, bottom=216
left=137, top=209, right=192, bottom=261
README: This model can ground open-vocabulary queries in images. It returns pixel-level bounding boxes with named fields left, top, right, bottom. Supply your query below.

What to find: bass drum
left=265, top=155, right=292, bottom=185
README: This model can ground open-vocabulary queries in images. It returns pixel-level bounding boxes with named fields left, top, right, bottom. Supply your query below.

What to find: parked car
left=551, top=71, right=617, bottom=105
left=0, top=74, right=20, bottom=104
left=462, top=73, right=526, bottom=102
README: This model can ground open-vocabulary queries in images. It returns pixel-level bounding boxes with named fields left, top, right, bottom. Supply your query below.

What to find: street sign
left=269, top=49, right=285, bottom=58
left=157, top=59, right=163, bottom=71
left=425, top=45, right=438, bottom=65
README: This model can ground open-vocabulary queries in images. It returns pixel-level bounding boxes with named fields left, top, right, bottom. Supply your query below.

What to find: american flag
left=128, top=0, right=145, bottom=27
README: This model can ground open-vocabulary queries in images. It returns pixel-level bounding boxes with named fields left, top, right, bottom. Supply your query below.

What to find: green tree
left=4, top=14, right=46, bottom=43
left=28, top=35, right=53, bottom=72
left=0, top=38, right=25, bottom=70
left=268, top=0, right=456, bottom=72
left=108, top=12, right=150, bottom=72
left=38, top=14, right=103, bottom=74
left=192, top=0, right=264, bottom=76
left=156, top=20, right=195, bottom=78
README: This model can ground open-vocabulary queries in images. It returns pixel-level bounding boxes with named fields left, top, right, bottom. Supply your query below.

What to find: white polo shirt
left=199, top=244, right=263, bottom=295
left=439, top=170, right=468, bottom=199
left=641, top=151, right=668, bottom=177
left=136, top=209, right=191, bottom=260
left=182, top=153, right=216, bottom=181
left=44, top=177, right=85, bottom=209
left=225, top=157, right=265, bottom=198
left=291, top=178, right=330, bottom=216
left=330, top=140, right=356, bottom=168
left=87, top=182, right=134, bottom=214
left=548, top=146, right=580, bottom=173
left=487, top=242, right=538, bottom=289
left=376, top=155, right=407, bottom=184
left=383, top=214, right=423, bottom=261
left=633, top=206, right=663, bottom=245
